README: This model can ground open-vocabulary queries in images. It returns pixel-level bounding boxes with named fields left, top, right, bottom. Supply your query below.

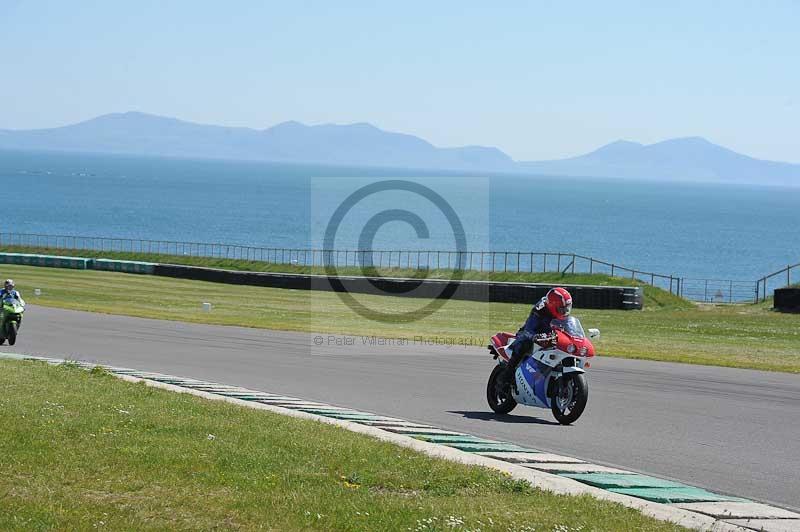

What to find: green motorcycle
left=0, top=295, right=25, bottom=346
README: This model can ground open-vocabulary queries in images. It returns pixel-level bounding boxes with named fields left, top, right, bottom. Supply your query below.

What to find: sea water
left=2, top=149, right=799, bottom=280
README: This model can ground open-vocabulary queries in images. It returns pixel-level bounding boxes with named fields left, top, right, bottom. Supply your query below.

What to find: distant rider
left=498, top=287, right=573, bottom=389
left=0, top=279, right=25, bottom=305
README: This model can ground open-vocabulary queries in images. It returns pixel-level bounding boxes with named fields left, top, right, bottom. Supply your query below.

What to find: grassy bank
left=4, top=264, right=800, bottom=373
left=0, top=359, right=685, bottom=531
left=0, top=244, right=689, bottom=309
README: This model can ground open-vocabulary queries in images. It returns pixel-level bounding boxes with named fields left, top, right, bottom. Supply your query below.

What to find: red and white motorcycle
left=486, top=316, right=599, bottom=425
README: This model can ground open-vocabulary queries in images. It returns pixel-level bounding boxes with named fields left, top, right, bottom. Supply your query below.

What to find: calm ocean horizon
left=3, top=149, right=799, bottom=281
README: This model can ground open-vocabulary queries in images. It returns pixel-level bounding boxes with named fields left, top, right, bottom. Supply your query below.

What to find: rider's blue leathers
left=500, top=297, right=555, bottom=383
left=520, top=297, right=554, bottom=336
left=0, top=289, right=23, bottom=304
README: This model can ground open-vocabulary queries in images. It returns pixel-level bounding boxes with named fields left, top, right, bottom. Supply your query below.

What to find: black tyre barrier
left=774, top=288, right=800, bottom=313
left=153, top=264, right=643, bottom=310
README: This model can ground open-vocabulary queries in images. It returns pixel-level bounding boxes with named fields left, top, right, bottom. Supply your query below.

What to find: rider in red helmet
left=498, top=287, right=573, bottom=389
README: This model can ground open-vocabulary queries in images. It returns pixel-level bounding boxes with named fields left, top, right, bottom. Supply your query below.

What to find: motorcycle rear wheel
left=551, top=373, right=588, bottom=425
left=487, top=365, right=517, bottom=414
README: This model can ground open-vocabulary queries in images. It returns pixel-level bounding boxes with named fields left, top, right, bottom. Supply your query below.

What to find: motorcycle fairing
left=512, top=357, right=551, bottom=408
left=489, top=332, right=516, bottom=362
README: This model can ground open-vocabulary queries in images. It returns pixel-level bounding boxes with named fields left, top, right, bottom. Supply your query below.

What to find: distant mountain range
left=2, top=111, right=798, bottom=185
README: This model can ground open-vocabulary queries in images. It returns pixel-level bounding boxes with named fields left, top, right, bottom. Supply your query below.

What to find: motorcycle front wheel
left=8, top=321, right=17, bottom=346
left=487, top=365, right=517, bottom=414
left=551, top=373, right=588, bottom=425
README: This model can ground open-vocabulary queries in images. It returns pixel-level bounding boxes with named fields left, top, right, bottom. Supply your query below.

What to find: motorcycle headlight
left=567, top=344, right=576, bottom=354
left=579, top=346, right=588, bottom=356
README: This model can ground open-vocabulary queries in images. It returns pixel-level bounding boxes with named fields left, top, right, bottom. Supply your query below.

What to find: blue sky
left=1, top=1, right=798, bottom=162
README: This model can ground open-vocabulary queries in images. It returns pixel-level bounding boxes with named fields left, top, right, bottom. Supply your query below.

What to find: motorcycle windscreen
left=550, top=316, right=585, bottom=338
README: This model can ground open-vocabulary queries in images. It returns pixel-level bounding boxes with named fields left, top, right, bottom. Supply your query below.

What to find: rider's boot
left=498, top=351, right=523, bottom=393
left=499, top=330, right=534, bottom=394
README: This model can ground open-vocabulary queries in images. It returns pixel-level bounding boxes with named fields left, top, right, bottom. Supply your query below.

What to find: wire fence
left=756, top=262, right=800, bottom=303
left=678, top=279, right=759, bottom=304
left=0, top=232, right=795, bottom=303
left=0, top=232, right=682, bottom=291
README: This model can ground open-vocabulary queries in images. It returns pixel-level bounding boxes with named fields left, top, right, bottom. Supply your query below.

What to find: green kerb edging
left=608, top=487, right=745, bottom=503
left=561, top=473, right=688, bottom=489
left=222, top=394, right=273, bottom=401
left=317, top=413, right=392, bottom=421
left=445, top=442, right=538, bottom=453
left=412, top=434, right=495, bottom=444
left=387, top=430, right=463, bottom=436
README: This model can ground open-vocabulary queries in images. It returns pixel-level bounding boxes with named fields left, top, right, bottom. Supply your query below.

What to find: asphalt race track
left=6, top=305, right=800, bottom=512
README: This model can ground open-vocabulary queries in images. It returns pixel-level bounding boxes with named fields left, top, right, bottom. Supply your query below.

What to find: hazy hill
left=519, top=137, right=800, bottom=184
left=2, top=112, right=798, bottom=184
left=0, top=112, right=515, bottom=172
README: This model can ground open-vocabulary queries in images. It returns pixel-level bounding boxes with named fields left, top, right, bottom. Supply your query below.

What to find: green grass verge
left=0, top=359, right=686, bottom=531
left=5, top=264, right=800, bottom=373
left=0, top=245, right=690, bottom=310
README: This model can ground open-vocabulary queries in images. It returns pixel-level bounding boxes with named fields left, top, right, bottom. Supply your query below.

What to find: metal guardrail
left=0, top=232, right=682, bottom=293
left=0, top=232, right=795, bottom=303
left=756, top=262, right=800, bottom=303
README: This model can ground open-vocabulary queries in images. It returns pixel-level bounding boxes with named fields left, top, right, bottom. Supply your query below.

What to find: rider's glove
left=534, top=332, right=556, bottom=346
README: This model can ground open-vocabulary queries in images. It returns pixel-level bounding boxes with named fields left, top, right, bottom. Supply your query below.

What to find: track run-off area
left=5, top=305, right=800, bottom=514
